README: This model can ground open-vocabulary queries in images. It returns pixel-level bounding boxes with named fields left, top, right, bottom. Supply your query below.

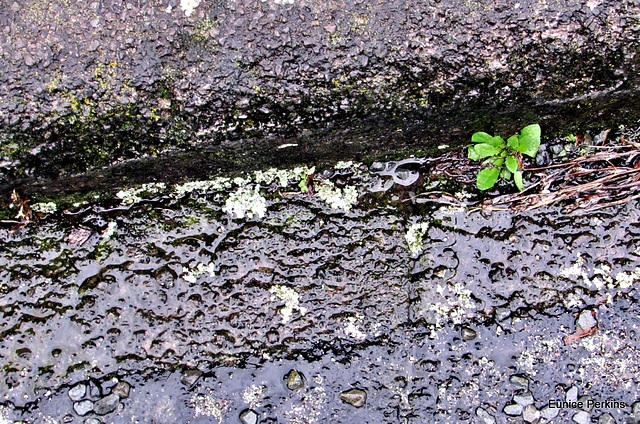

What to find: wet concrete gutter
left=1, top=152, right=640, bottom=423
left=1, top=0, right=639, bottom=188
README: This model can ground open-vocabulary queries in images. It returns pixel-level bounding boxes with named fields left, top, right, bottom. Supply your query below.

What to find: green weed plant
left=468, top=124, right=541, bottom=191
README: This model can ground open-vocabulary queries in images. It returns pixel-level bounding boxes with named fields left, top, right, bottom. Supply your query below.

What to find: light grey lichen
left=242, top=384, right=266, bottom=409
left=190, top=388, right=230, bottom=422
left=270, top=285, right=307, bottom=324
left=182, top=262, right=216, bottom=283
left=405, top=222, right=430, bottom=256
left=222, top=185, right=267, bottom=219
left=101, top=222, right=117, bottom=240
left=116, top=183, right=166, bottom=205
left=30, top=202, right=57, bottom=214
left=560, top=253, right=639, bottom=291
left=315, top=180, right=359, bottom=211
left=173, top=178, right=231, bottom=197
left=614, top=267, right=640, bottom=289
left=426, top=281, right=477, bottom=331
left=180, top=0, right=201, bottom=16
left=343, top=315, right=366, bottom=341
left=334, top=160, right=361, bottom=169
left=253, top=166, right=314, bottom=188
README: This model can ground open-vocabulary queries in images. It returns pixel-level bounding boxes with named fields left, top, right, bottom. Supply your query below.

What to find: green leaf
left=521, top=124, right=541, bottom=140
left=500, top=169, right=512, bottom=180
left=493, top=157, right=504, bottom=166
left=476, top=167, right=500, bottom=190
left=490, top=136, right=506, bottom=148
left=473, top=143, right=503, bottom=158
left=505, top=155, right=519, bottom=173
left=468, top=145, right=482, bottom=160
left=517, top=124, right=541, bottom=157
left=517, top=137, right=540, bottom=157
left=507, top=135, right=520, bottom=149
left=298, top=178, right=309, bottom=192
left=514, top=170, right=524, bottom=191
left=471, top=132, right=493, bottom=143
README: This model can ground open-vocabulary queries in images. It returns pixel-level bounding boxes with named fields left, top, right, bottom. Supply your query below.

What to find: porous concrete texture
left=0, top=0, right=639, bottom=184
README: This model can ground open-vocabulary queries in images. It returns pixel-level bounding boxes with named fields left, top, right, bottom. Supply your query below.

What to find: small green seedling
left=468, top=124, right=541, bottom=191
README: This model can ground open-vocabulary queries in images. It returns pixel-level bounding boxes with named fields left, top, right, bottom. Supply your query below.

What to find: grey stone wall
left=0, top=0, right=639, bottom=183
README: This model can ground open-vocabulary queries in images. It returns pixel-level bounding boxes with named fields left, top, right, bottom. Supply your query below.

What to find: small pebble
left=340, top=388, right=367, bottom=408
left=73, top=400, right=94, bottom=416
left=88, top=380, right=102, bottom=398
left=285, top=370, right=305, bottom=391
left=503, top=403, right=523, bottom=416
left=111, top=381, right=131, bottom=399
left=577, top=310, right=597, bottom=331
left=573, top=410, right=590, bottom=424
left=84, top=419, right=101, bottom=424
left=461, top=327, right=477, bottom=341
left=495, top=307, right=510, bottom=321
left=93, top=393, right=120, bottom=415
left=509, top=374, right=529, bottom=389
left=68, top=384, right=87, bottom=401
left=476, top=406, right=496, bottom=424
left=540, top=405, right=559, bottom=420
left=523, top=404, right=540, bottom=423
left=181, top=369, right=203, bottom=387
left=598, top=412, right=616, bottom=424
left=239, top=408, right=258, bottom=424
left=566, top=386, right=579, bottom=403
left=514, top=392, right=535, bottom=407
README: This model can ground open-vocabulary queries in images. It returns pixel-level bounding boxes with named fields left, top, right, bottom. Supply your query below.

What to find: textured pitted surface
left=1, top=162, right=640, bottom=422
left=0, top=0, right=639, bottom=181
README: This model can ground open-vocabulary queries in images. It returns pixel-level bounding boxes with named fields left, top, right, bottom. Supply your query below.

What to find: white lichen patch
left=31, top=202, right=57, bottom=214
left=222, top=185, right=267, bottom=219
left=242, top=384, right=266, bottom=409
left=173, top=178, right=231, bottom=197
left=269, top=285, right=307, bottom=324
left=182, top=262, right=216, bottom=283
left=426, top=281, right=477, bottom=329
left=560, top=253, right=638, bottom=291
left=190, top=389, right=230, bottom=422
left=253, top=166, right=314, bottom=188
left=334, top=160, right=361, bottom=169
left=577, top=326, right=640, bottom=390
left=0, top=406, right=15, bottom=424
left=116, top=183, right=166, bottom=205
left=180, top=0, right=201, bottom=16
left=559, top=253, right=587, bottom=280
left=515, top=336, right=562, bottom=376
left=614, top=267, right=640, bottom=289
left=315, top=180, right=359, bottom=211
left=405, top=222, right=429, bottom=256
left=343, top=316, right=366, bottom=341
left=283, top=386, right=327, bottom=424
left=101, top=222, right=117, bottom=240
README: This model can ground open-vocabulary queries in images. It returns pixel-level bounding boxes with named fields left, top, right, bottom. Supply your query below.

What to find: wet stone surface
left=1, top=0, right=639, bottom=183
left=1, top=159, right=640, bottom=423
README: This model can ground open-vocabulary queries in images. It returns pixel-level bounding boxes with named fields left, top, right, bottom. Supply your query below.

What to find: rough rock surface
left=0, top=0, right=639, bottom=186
